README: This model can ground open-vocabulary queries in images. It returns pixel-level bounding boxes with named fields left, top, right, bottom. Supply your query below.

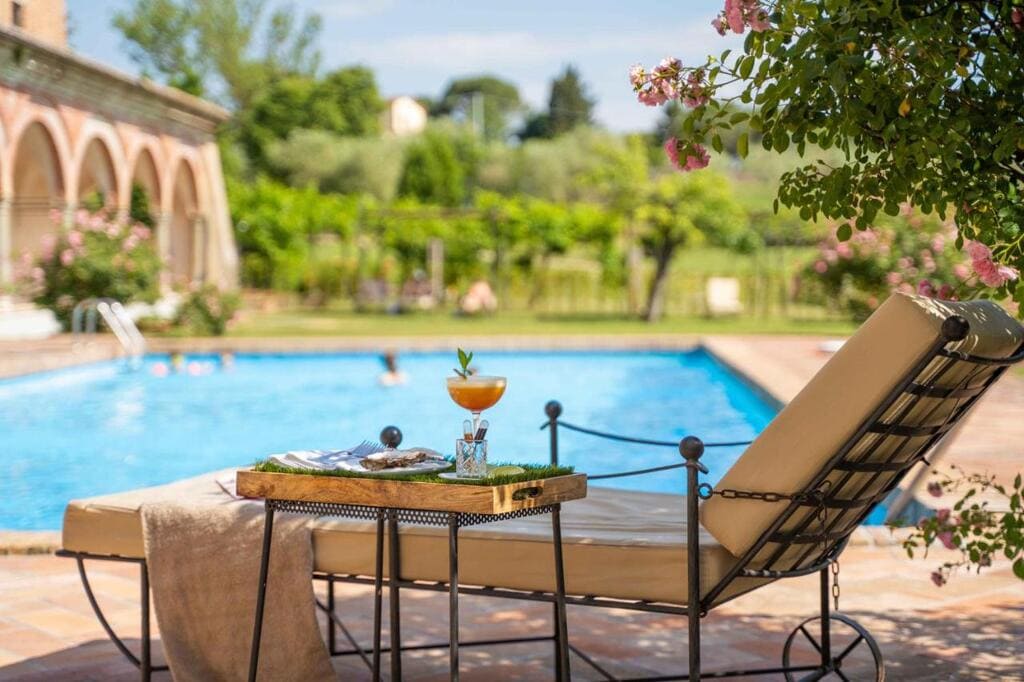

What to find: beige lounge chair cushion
left=702, top=293, right=1024, bottom=561
left=63, top=471, right=765, bottom=606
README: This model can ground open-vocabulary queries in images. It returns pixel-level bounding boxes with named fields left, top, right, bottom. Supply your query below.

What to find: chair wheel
left=782, top=613, right=885, bottom=681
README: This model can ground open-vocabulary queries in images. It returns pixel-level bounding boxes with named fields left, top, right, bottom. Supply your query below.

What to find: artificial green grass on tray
left=251, top=459, right=574, bottom=487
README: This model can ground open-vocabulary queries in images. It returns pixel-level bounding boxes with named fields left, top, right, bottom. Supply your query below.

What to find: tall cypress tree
left=547, top=66, right=595, bottom=136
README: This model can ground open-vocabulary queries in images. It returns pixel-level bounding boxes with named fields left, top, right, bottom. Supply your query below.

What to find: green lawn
left=227, top=308, right=856, bottom=337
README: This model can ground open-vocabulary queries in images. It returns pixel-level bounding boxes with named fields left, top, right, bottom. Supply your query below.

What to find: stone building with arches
left=0, top=2, right=237, bottom=299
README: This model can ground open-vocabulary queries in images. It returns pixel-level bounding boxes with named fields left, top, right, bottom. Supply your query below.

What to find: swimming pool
left=0, top=350, right=777, bottom=530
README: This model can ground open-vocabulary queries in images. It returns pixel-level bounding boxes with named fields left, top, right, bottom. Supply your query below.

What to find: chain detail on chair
left=832, top=561, right=841, bottom=612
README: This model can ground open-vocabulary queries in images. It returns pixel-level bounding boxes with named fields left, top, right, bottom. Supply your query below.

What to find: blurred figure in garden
left=378, top=350, right=407, bottom=386
left=400, top=270, right=436, bottom=311
left=460, top=280, right=497, bottom=315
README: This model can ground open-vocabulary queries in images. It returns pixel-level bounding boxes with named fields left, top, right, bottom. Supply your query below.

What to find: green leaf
left=737, top=132, right=749, bottom=159
left=836, top=223, right=853, bottom=241
left=739, top=55, right=755, bottom=79
left=1014, top=558, right=1024, bottom=580
left=711, top=134, right=724, bottom=154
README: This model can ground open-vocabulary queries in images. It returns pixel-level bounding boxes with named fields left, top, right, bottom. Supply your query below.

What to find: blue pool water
left=0, top=350, right=777, bottom=530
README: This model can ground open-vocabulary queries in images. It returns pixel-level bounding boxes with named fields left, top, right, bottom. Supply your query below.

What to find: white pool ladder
left=72, top=298, right=146, bottom=363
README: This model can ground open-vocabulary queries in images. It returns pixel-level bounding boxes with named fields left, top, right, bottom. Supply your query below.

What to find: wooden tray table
left=239, top=469, right=587, bottom=682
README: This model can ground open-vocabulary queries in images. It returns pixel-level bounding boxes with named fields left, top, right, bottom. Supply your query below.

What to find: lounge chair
left=58, top=293, right=1024, bottom=680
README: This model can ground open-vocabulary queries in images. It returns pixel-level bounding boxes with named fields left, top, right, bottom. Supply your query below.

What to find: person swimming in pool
left=378, top=350, right=407, bottom=386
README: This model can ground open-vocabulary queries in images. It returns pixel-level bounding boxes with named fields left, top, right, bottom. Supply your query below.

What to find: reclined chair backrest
left=701, top=293, right=1024, bottom=591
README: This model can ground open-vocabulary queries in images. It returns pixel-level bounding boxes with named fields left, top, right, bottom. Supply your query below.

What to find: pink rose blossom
left=628, top=64, right=646, bottom=89
left=31, top=267, right=45, bottom=284
left=638, top=89, right=668, bottom=106
left=953, top=263, right=970, bottom=281
left=49, top=209, right=63, bottom=224
left=748, top=6, right=771, bottom=32
left=966, top=240, right=1019, bottom=287
left=725, top=0, right=745, bottom=33
left=917, top=279, right=936, bottom=297
left=927, top=482, right=943, bottom=498
left=682, top=70, right=709, bottom=108
left=835, top=242, right=853, bottom=259
left=664, top=138, right=710, bottom=172
left=68, top=231, right=84, bottom=248
left=886, top=272, right=903, bottom=286
left=930, top=571, right=946, bottom=587
left=937, top=284, right=956, bottom=300
left=684, top=144, right=710, bottom=171
left=814, top=260, right=828, bottom=274
left=1013, top=7, right=1023, bottom=30
left=937, top=531, right=956, bottom=550
left=132, top=225, right=152, bottom=240
left=717, top=0, right=770, bottom=35
left=123, top=235, right=140, bottom=252
left=60, top=249, right=75, bottom=266
left=866, top=295, right=879, bottom=309
left=935, top=508, right=951, bottom=523
left=89, top=215, right=105, bottom=231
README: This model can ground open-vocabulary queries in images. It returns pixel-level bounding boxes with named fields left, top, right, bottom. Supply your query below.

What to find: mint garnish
left=453, top=348, right=474, bottom=378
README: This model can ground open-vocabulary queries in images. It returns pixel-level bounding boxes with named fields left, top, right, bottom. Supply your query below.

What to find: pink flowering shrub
left=18, top=209, right=161, bottom=327
left=797, top=211, right=971, bottom=320
left=173, top=283, right=240, bottom=336
left=894, top=466, right=1024, bottom=586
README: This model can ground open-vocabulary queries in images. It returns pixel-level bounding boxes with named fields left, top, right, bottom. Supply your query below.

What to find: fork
left=350, top=440, right=386, bottom=457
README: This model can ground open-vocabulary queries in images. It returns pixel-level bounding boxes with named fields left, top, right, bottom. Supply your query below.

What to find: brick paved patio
left=1, top=545, right=1021, bottom=680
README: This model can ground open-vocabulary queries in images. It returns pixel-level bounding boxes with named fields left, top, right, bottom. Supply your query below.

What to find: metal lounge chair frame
left=57, top=312, right=1024, bottom=681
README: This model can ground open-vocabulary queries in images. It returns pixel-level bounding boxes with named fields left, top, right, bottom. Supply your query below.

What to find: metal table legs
left=551, top=505, right=571, bottom=680
left=248, top=504, right=275, bottom=682
left=448, top=513, right=460, bottom=680
left=387, top=510, right=402, bottom=680
left=249, top=501, right=571, bottom=681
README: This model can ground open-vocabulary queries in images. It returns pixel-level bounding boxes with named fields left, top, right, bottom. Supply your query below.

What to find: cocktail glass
left=446, top=375, right=507, bottom=440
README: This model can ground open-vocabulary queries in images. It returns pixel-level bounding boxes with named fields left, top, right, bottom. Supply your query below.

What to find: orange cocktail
left=446, top=376, right=507, bottom=412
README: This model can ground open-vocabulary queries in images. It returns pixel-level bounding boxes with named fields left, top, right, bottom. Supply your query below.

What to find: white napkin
left=266, top=442, right=385, bottom=472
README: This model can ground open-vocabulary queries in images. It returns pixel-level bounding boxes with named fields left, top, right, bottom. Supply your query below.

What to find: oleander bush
left=19, top=210, right=161, bottom=327
left=797, top=211, right=971, bottom=320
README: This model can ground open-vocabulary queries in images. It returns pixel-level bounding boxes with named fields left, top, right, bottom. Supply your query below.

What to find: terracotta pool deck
left=1, top=333, right=1022, bottom=679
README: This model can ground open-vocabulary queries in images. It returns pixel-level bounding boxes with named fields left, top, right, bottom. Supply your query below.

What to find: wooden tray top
left=235, top=469, right=587, bottom=515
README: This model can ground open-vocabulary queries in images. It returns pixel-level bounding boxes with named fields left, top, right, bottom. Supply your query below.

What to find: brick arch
left=5, top=109, right=72, bottom=206
left=8, top=117, right=70, bottom=259
left=126, top=141, right=165, bottom=213
left=165, top=154, right=202, bottom=282
left=70, top=119, right=127, bottom=208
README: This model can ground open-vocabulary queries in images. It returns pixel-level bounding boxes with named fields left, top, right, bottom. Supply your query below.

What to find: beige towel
left=141, top=500, right=335, bottom=682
